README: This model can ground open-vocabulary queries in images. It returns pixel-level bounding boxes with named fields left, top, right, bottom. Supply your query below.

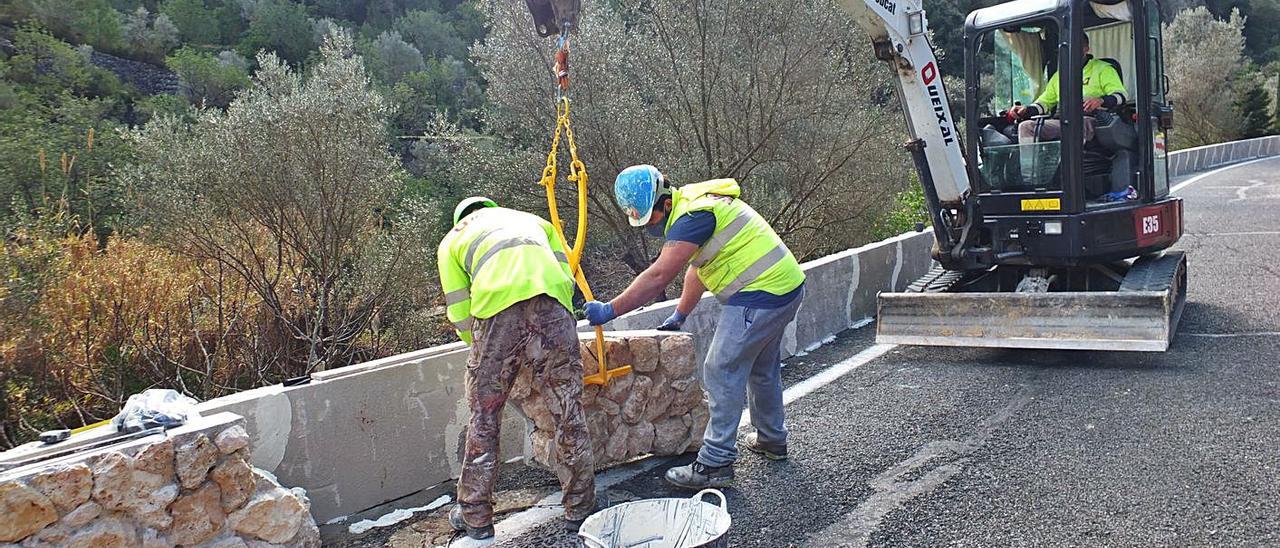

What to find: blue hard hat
left=614, top=165, right=668, bottom=227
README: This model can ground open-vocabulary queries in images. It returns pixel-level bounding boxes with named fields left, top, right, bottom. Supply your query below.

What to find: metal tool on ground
left=578, top=489, right=732, bottom=548
left=537, top=28, right=631, bottom=386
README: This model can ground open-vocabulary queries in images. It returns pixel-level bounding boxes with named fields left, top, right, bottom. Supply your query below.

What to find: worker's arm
left=437, top=237, right=475, bottom=345
left=1096, top=64, right=1127, bottom=109
left=655, top=265, right=706, bottom=330
left=1027, top=71, right=1061, bottom=117
left=676, top=266, right=705, bottom=315
left=609, top=241, right=700, bottom=317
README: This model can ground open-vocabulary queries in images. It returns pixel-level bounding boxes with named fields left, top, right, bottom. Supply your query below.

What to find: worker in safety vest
left=1010, top=34, right=1126, bottom=145
left=584, top=165, right=806, bottom=490
left=438, top=197, right=596, bottom=539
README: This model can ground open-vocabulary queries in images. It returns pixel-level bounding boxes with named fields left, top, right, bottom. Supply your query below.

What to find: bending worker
left=584, top=165, right=805, bottom=490
left=438, top=197, right=596, bottom=539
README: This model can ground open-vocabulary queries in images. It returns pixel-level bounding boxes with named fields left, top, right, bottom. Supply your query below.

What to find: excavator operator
left=1009, top=34, right=1127, bottom=146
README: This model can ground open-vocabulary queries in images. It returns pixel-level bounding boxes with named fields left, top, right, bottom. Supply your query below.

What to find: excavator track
left=876, top=252, right=1188, bottom=351
left=905, top=264, right=972, bottom=293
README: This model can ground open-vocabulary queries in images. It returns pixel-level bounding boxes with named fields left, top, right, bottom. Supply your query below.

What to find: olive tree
left=1165, top=7, right=1247, bottom=148
left=127, top=31, right=415, bottom=372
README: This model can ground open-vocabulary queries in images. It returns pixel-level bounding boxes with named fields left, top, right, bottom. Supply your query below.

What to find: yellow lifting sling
left=539, top=33, right=632, bottom=386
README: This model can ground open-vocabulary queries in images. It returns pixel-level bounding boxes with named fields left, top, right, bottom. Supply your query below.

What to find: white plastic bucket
left=578, top=489, right=731, bottom=548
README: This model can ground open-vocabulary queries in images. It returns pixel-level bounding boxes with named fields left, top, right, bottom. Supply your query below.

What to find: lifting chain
left=538, top=30, right=632, bottom=386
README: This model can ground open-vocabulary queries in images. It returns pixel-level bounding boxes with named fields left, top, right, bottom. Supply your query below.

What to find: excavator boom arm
left=833, top=0, right=972, bottom=205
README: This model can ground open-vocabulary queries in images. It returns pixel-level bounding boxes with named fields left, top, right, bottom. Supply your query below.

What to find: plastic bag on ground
left=112, top=389, right=201, bottom=433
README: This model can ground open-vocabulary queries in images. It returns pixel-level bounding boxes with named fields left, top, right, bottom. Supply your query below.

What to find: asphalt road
left=351, top=157, right=1280, bottom=548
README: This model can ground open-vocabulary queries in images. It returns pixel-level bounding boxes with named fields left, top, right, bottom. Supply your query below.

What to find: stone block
left=176, top=435, right=219, bottom=489
left=214, top=426, right=250, bottom=455
left=211, top=456, right=256, bottom=512
left=28, top=463, right=92, bottom=512
left=0, top=483, right=57, bottom=542
left=64, top=517, right=136, bottom=548
left=514, top=331, right=706, bottom=474
left=169, top=482, right=224, bottom=545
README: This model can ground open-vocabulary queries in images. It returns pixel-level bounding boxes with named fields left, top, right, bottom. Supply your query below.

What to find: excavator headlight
left=907, top=11, right=926, bottom=36
left=1044, top=221, right=1063, bottom=235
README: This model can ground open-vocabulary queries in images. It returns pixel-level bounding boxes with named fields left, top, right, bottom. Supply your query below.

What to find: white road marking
left=1184, top=231, right=1280, bottom=237
left=806, top=391, right=1034, bottom=547
left=1170, top=156, right=1279, bottom=194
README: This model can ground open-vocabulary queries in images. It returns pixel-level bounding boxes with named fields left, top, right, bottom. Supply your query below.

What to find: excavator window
left=973, top=21, right=1063, bottom=194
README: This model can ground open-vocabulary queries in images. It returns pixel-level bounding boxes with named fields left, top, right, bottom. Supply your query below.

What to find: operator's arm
left=437, top=235, right=475, bottom=345
left=676, top=266, right=706, bottom=315
left=1026, top=71, right=1061, bottom=117
left=608, top=241, right=699, bottom=316
left=1097, top=64, right=1127, bottom=108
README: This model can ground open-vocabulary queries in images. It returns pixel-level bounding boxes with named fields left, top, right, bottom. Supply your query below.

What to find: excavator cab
left=961, top=0, right=1180, bottom=267
left=875, top=0, right=1187, bottom=351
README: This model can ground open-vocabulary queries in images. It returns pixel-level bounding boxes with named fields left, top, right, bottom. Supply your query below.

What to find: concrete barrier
left=600, top=230, right=935, bottom=364
left=1168, top=135, right=1280, bottom=177
left=191, top=228, right=935, bottom=523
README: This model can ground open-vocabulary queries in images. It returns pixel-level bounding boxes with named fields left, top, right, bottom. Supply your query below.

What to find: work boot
left=563, top=494, right=608, bottom=532
left=449, top=504, right=495, bottom=540
left=665, top=461, right=734, bottom=490
left=743, top=432, right=788, bottom=461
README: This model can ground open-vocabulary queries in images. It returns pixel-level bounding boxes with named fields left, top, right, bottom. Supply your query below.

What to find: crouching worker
left=583, top=166, right=805, bottom=490
left=438, top=197, right=596, bottom=539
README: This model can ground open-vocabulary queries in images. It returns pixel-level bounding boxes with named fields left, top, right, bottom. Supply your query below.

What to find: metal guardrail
left=1168, top=135, right=1280, bottom=177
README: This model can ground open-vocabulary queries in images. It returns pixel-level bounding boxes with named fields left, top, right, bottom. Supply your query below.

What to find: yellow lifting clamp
left=538, top=34, right=632, bottom=387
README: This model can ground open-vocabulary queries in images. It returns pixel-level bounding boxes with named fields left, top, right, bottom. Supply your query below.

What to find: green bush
left=166, top=47, right=251, bottom=107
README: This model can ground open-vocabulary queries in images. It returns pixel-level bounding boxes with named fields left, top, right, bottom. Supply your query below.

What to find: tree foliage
left=166, top=47, right=251, bottom=107
left=1165, top=7, right=1248, bottom=147
left=469, top=0, right=909, bottom=278
left=128, top=32, right=425, bottom=372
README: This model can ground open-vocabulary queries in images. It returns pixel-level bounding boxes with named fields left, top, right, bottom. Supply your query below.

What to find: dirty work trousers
left=457, top=295, right=596, bottom=527
left=697, top=287, right=805, bottom=468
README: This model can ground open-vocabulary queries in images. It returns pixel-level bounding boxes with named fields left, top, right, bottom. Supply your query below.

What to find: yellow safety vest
left=437, top=208, right=575, bottom=344
left=1034, top=57, right=1127, bottom=114
left=666, top=179, right=805, bottom=302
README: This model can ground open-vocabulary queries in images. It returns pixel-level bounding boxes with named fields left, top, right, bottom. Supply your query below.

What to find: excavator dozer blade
left=876, top=252, right=1187, bottom=352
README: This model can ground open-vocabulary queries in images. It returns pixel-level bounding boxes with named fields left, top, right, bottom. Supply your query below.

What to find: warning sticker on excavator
left=1020, top=198, right=1061, bottom=211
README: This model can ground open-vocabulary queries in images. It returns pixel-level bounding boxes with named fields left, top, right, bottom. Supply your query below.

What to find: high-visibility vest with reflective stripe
left=437, top=208, right=574, bottom=344
left=665, top=179, right=804, bottom=302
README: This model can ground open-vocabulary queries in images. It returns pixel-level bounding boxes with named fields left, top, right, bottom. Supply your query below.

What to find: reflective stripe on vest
left=453, top=317, right=474, bottom=331
left=444, top=288, right=470, bottom=306
left=716, top=244, right=789, bottom=301
left=691, top=211, right=752, bottom=268
left=467, top=235, right=543, bottom=276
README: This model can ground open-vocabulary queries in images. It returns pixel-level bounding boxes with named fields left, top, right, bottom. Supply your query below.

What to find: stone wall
left=512, top=332, right=708, bottom=471
left=0, top=413, right=318, bottom=547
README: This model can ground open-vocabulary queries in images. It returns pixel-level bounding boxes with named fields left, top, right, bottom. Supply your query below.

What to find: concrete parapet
left=600, top=230, right=935, bottom=364
left=1168, top=135, right=1279, bottom=177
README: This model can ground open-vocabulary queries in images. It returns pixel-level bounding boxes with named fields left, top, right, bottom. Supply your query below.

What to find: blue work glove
left=656, top=310, right=687, bottom=331
left=584, top=301, right=616, bottom=326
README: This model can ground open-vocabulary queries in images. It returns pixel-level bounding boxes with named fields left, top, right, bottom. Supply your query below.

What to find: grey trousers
left=696, top=288, right=804, bottom=467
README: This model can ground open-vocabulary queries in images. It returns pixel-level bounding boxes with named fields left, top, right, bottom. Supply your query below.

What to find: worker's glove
left=656, top=310, right=687, bottom=331
left=584, top=301, right=615, bottom=326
